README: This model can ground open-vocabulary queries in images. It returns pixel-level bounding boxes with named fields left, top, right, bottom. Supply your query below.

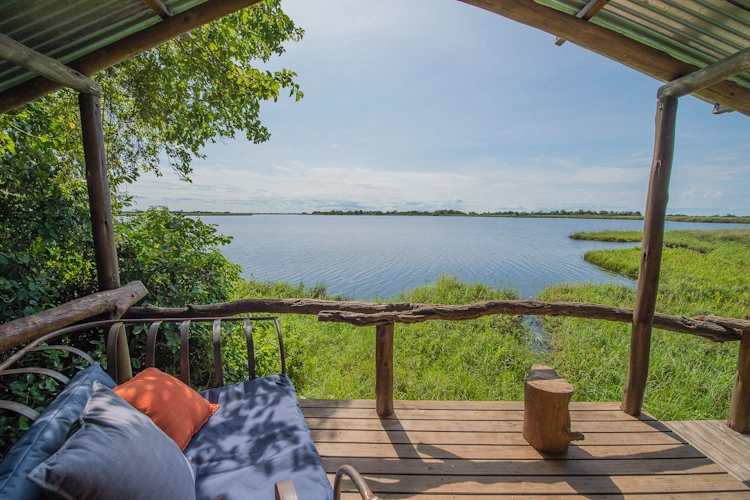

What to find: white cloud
left=124, top=0, right=750, bottom=216
left=128, top=153, right=656, bottom=213
left=680, top=188, right=723, bottom=201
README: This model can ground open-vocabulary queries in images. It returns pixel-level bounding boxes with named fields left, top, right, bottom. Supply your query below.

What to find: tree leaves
left=1, top=1, right=302, bottom=454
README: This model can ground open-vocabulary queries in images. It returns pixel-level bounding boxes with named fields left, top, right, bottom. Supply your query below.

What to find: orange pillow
left=113, top=367, right=219, bottom=450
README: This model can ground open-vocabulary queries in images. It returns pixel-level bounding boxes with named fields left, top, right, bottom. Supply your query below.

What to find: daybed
left=0, top=317, right=377, bottom=500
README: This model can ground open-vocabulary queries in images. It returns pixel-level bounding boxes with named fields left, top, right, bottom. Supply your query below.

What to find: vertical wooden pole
left=375, top=323, right=394, bottom=417
left=728, top=319, right=750, bottom=433
left=79, top=92, right=132, bottom=383
left=622, top=96, right=678, bottom=416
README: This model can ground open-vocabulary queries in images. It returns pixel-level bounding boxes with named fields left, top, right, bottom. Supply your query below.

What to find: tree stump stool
left=522, top=364, right=584, bottom=454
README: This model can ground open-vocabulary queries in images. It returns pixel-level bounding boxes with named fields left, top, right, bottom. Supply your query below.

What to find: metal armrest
left=334, top=464, right=379, bottom=500
left=274, top=464, right=377, bottom=500
left=274, top=478, right=298, bottom=500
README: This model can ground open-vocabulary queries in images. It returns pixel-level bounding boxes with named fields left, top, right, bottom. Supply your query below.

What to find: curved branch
left=124, top=298, right=416, bottom=319
left=0, top=281, right=147, bottom=353
left=318, top=300, right=741, bottom=343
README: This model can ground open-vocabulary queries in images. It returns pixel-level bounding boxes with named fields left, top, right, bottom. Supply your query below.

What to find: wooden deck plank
left=308, top=400, right=749, bottom=498
left=338, top=494, right=750, bottom=499
left=321, top=457, right=723, bottom=476
left=314, top=442, right=706, bottom=460
left=304, top=417, right=670, bottom=433
left=310, top=429, right=685, bottom=446
left=666, top=420, right=750, bottom=486
left=329, top=473, right=748, bottom=495
left=301, top=407, right=655, bottom=422
left=299, top=399, right=623, bottom=411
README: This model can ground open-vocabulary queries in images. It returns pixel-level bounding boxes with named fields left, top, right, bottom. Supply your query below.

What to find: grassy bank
left=233, top=229, right=748, bottom=420
left=540, top=228, right=750, bottom=420
left=235, top=276, right=536, bottom=401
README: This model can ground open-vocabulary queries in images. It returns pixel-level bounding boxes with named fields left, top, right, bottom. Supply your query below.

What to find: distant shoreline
left=120, top=210, right=750, bottom=224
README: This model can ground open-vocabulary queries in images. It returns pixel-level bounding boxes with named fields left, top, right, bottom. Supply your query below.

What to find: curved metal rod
left=30, top=345, right=95, bottom=366
left=212, top=319, right=223, bottom=387
left=273, top=318, right=287, bottom=376
left=244, top=318, right=255, bottom=380
left=0, top=317, right=282, bottom=372
left=334, top=465, right=379, bottom=500
left=0, top=367, right=70, bottom=385
left=0, top=319, right=116, bottom=372
left=0, top=316, right=283, bottom=376
left=145, top=321, right=162, bottom=368
left=106, top=322, right=123, bottom=381
left=180, top=320, right=191, bottom=385
left=0, top=400, right=40, bottom=421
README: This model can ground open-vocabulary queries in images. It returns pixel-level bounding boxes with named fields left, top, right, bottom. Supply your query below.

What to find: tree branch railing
left=3, top=290, right=749, bottom=430
left=126, top=298, right=744, bottom=342
left=0, top=281, right=148, bottom=353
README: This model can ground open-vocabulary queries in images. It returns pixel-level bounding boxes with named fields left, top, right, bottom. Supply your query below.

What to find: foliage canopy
left=0, top=0, right=303, bottom=455
left=1, top=0, right=303, bottom=318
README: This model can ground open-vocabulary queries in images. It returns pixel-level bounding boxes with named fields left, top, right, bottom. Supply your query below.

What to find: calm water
left=199, top=216, right=750, bottom=300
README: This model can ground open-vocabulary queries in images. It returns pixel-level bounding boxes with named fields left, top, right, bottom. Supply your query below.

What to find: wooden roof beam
left=555, top=0, right=610, bottom=47
left=142, top=0, right=173, bottom=19
left=0, top=0, right=262, bottom=114
left=461, top=0, right=750, bottom=117
left=0, top=33, right=101, bottom=97
left=658, top=47, right=750, bottom=99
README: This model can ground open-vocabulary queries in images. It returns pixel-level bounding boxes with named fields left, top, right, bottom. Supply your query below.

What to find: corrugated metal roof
left=0, top=0, right=208, bottom=93
left=0, top=0, right=748, bottom=105
left=537, top=0, right=750, bottom=90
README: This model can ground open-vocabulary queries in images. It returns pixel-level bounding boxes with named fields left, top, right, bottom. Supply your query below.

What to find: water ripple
left=197, top=215, right=750, bottom=300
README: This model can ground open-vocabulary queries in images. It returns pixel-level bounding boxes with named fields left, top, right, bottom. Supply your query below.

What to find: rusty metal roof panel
left=0, top=0, right=209, bottom=93
left=538, top=0, right=750, bottom=90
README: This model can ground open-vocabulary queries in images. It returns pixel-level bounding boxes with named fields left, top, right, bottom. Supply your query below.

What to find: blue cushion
left=28, top=381, right=196, bottom=500
left=185, top=375, right=333, bottom=500
left=0, top=364, right=116, bottom=499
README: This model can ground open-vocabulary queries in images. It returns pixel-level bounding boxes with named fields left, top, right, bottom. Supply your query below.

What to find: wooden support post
left=622, top=96, right=678, bottom=416
left=728, top=318, right=750, bottom=433
left=523, top=365, right=584, bottom=453
left=79, top=92, right=132, bottom=383
left=375, top=323, right=394, bottom=417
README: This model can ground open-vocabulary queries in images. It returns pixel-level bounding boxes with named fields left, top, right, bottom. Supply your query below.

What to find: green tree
left=1, top=0, right=303, bottom=317
left=0, top=0, right=304, bottom=454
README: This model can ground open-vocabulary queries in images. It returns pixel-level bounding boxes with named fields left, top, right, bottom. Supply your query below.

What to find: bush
left=117, top=207, right=244, bottom=387
left=0, top=207, right=243, bottom=456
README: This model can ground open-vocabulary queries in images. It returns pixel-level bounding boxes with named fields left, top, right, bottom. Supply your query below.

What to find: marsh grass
left=540, top=229, right=750, bottom=420
left=236, top=275, right=536, bottom=401
left=233, top=229, right=748, bottom=420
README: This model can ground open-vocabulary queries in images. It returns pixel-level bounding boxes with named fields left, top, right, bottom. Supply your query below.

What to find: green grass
left=539, top=228, right=750, bottom=420
left=569, top=230, right=642, bottom=242
left=236, top=275, right=536, bottom=401
left=233, top=229, right=749, bottom=420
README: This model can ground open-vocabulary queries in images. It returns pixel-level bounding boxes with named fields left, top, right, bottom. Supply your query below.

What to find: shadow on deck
left=301, top=399, right=750, bottom=499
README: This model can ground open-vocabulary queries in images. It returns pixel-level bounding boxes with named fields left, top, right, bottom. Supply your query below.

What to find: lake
left=197, top=215, right=750, bottom=300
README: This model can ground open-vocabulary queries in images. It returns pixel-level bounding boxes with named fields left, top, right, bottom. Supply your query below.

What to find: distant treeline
left=122, top=210, right=253, bottom=216
left=665, top=215, right=750, bottom=223
left=309, top=209, right=643, bottom=218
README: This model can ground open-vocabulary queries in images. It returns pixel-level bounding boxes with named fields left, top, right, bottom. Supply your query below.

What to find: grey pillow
left=27, top=381, right=196, bottom=500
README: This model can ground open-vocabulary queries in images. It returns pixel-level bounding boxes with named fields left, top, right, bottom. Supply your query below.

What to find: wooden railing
left=125, top=298, right=744, bottom=341
left=0, top=281, right=147, bottom=352
left=126, top=295, right=750, bottom=430
left=1, top=282, right=749, bottom=432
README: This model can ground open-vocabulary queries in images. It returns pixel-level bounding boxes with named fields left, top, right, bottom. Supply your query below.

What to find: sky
left=128, top=0, right=750, bottom=215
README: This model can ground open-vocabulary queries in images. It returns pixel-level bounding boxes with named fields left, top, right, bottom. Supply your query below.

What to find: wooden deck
left=300, top=399, right=750, bottom=499
left=666, top=420, right=750, bottom=487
